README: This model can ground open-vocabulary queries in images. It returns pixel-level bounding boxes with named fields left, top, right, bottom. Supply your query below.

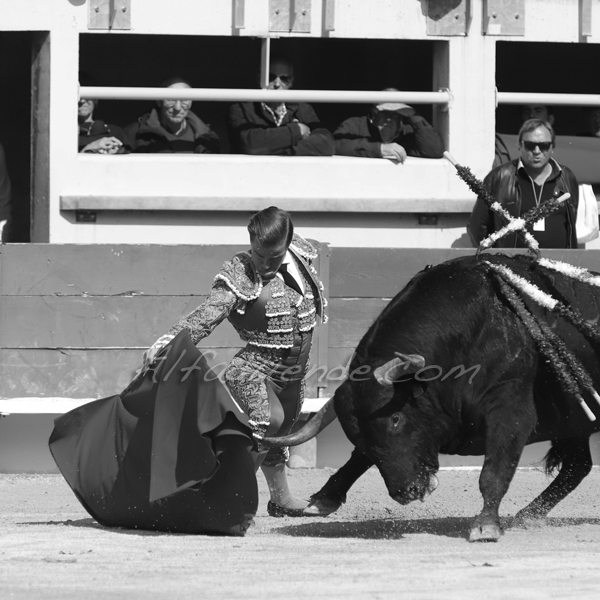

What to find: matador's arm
left=144, top=281, right=241, bottom=363
left=167, top=281, right=239, bottom=344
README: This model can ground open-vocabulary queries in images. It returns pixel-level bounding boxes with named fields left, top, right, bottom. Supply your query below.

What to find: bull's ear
left=374, top=353, right=426, bottom=387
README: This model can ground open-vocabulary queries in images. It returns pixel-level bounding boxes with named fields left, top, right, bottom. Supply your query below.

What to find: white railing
left=497, top=91, right=600, bottom=107
left=0, top=396, right=329, bottom=416
left=80, top=86, right=452, bottom=106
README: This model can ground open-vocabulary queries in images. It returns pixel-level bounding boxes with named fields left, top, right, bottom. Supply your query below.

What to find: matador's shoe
left=266, top=500, right=306, bottom=518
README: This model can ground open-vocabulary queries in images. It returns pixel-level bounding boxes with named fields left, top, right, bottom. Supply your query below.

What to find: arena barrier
left=2, top=245, right=600, bottom=468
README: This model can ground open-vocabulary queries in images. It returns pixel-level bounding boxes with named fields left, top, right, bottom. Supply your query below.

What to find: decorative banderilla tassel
left=490, top=268, right=597, bottom=422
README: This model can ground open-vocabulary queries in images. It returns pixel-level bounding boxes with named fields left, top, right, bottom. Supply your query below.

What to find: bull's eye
left=392, top=413, right=402, bottom=427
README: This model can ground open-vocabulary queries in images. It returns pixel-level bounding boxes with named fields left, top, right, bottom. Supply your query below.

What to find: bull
left=265, top=253, right=600, bottom=542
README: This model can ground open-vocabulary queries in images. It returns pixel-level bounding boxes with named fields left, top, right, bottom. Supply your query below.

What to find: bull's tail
left=542, top=440, right=565, bottom=476
left=542, top=438, right=593, bottom=481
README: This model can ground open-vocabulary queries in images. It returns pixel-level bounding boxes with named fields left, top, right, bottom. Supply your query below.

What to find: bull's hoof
left=303, top=497, right=342, bottom=517
left=469, top=522, right=503, bottom=543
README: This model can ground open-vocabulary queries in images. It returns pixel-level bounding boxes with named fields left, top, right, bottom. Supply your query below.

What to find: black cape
left=49, top=330, right=258, bottom=536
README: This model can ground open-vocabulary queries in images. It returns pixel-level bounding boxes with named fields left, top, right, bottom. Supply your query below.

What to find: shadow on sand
left=21, top=515, right=600, bottom=539
left=21, top=518, right=167, bottom=536
left=21, top=518, right=249, bottom=537
left=275, top=515, right=600, bottom=541
left=275, top=516, right=473, bottom=540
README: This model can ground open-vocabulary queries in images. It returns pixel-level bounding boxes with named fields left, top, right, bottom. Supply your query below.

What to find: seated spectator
left=228, top=57, right=334, bottom=156
left=520, top=104, right=555, bottom=126
left=582, top=107, right=600, bottom=137
left=127, top=77, right=220, bottom=153
left=0, top=141, right=11, bottom=242
left=78, top=74, right=130, bottom=154
left=493, top=104, right=554, bottom=167
left=333, top=90, right=444, bottom=162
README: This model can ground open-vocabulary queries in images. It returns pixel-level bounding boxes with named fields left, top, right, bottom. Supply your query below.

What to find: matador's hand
left=142, top=334, right=175, bottom=369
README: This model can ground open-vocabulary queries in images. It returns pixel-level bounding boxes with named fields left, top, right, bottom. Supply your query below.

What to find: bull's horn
left=374, top=353, right=426, bottom=386
left=261, top=397, right=337, bottom=448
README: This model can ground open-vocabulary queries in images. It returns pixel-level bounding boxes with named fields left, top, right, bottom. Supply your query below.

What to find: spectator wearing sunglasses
left=228, top=57, right=334, bottom=156
left=493, top=104, right=555, bottom=168
left=127, top=77, right=220, bottom=153
left=332, top=89, right=444, bottom=162
left=468, top=118, right=579, bottom=249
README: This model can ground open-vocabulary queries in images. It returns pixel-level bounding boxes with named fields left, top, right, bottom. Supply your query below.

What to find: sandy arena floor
left=1, top=466, right=600, bottom=600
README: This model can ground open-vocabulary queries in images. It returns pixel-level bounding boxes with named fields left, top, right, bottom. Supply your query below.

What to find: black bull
left=264, top=254, right=600, bottom=542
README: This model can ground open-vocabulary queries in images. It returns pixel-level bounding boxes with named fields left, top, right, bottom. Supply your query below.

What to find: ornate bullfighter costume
left=48, top=233, right=326, bottom=535
left=156, top=233, right=327, bottom=465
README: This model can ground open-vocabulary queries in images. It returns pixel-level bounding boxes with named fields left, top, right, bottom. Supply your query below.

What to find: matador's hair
left=248, top=206, right=294, bottom=248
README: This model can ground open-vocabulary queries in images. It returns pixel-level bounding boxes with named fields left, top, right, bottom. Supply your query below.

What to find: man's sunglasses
left=269, top=73, right=293, bottom=85
left=522, top=141, right=553, bottom=152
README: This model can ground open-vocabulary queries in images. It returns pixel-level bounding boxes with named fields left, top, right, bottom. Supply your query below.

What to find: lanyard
left=530, top=179, right=545, bottom=208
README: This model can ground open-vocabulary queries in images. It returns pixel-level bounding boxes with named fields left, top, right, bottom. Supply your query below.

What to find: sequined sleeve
left=167, top=281, right=240, bottom=345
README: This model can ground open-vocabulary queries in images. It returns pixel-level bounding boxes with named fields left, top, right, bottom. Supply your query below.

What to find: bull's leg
left=470, top=392, right=536, bottom=542
left=513, top=437, right=592, bottom=524
left=304, top=449, right=374, bottom=516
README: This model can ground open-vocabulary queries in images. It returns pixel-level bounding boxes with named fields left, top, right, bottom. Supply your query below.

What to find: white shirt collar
left=279, top=251, right=304, bottom=293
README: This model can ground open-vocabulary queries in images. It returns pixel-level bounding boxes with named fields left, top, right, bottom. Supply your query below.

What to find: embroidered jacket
left=164, top=234, right=327, bottom=350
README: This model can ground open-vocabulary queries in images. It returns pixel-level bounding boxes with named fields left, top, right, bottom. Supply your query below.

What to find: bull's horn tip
left=373, top=366, right=393, bottom=387
left=394, top=352, right=426, bottom=368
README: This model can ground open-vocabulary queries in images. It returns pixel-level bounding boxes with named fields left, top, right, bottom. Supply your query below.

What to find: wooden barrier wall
left=2, top=245, right=600, bottom=469
left=4, top=245, right=600, bottom=401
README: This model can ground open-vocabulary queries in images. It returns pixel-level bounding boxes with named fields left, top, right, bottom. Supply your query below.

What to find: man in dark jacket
left=77, top=72, right=130, bottom=154
left=127, top=77, right=220, bottom=154
left=78, top=98, right=130, bottom=154
left=333, top=90, right=444, bottom=162
left=228, top=57, right=334, bottom=156
left=468, top=118, right=579, bottom=249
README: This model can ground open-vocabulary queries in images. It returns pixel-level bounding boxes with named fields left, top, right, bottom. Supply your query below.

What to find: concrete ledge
left=60, top=195, right=476, bottom=213
left=57, top=154, right=480, bottom=216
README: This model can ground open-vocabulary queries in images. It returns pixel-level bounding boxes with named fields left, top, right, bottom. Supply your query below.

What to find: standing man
left=333, top=89, right=444, bottom=162
left=228, top=57, right=334, bottom=156
left=468, top=118, right=579, bottom=249
left=144, top=206, right=326, bottom=516
left=127, top=77, right=220, bottom=153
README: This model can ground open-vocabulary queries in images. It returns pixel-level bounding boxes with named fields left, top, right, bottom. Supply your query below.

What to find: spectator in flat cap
left=333, top=88, right=444, bottom=163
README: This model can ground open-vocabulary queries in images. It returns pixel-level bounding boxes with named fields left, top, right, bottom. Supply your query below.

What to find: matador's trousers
left=223, top=330, right=313, bottom=466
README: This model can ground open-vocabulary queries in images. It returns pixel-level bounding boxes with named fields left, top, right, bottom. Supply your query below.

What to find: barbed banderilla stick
left=443, top=151, right=495, bottom=207
left=478, top=192, right=571, bottom=257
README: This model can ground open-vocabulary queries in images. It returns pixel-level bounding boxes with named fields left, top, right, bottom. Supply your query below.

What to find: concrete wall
left=1, top=0, right=598, bottom=245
